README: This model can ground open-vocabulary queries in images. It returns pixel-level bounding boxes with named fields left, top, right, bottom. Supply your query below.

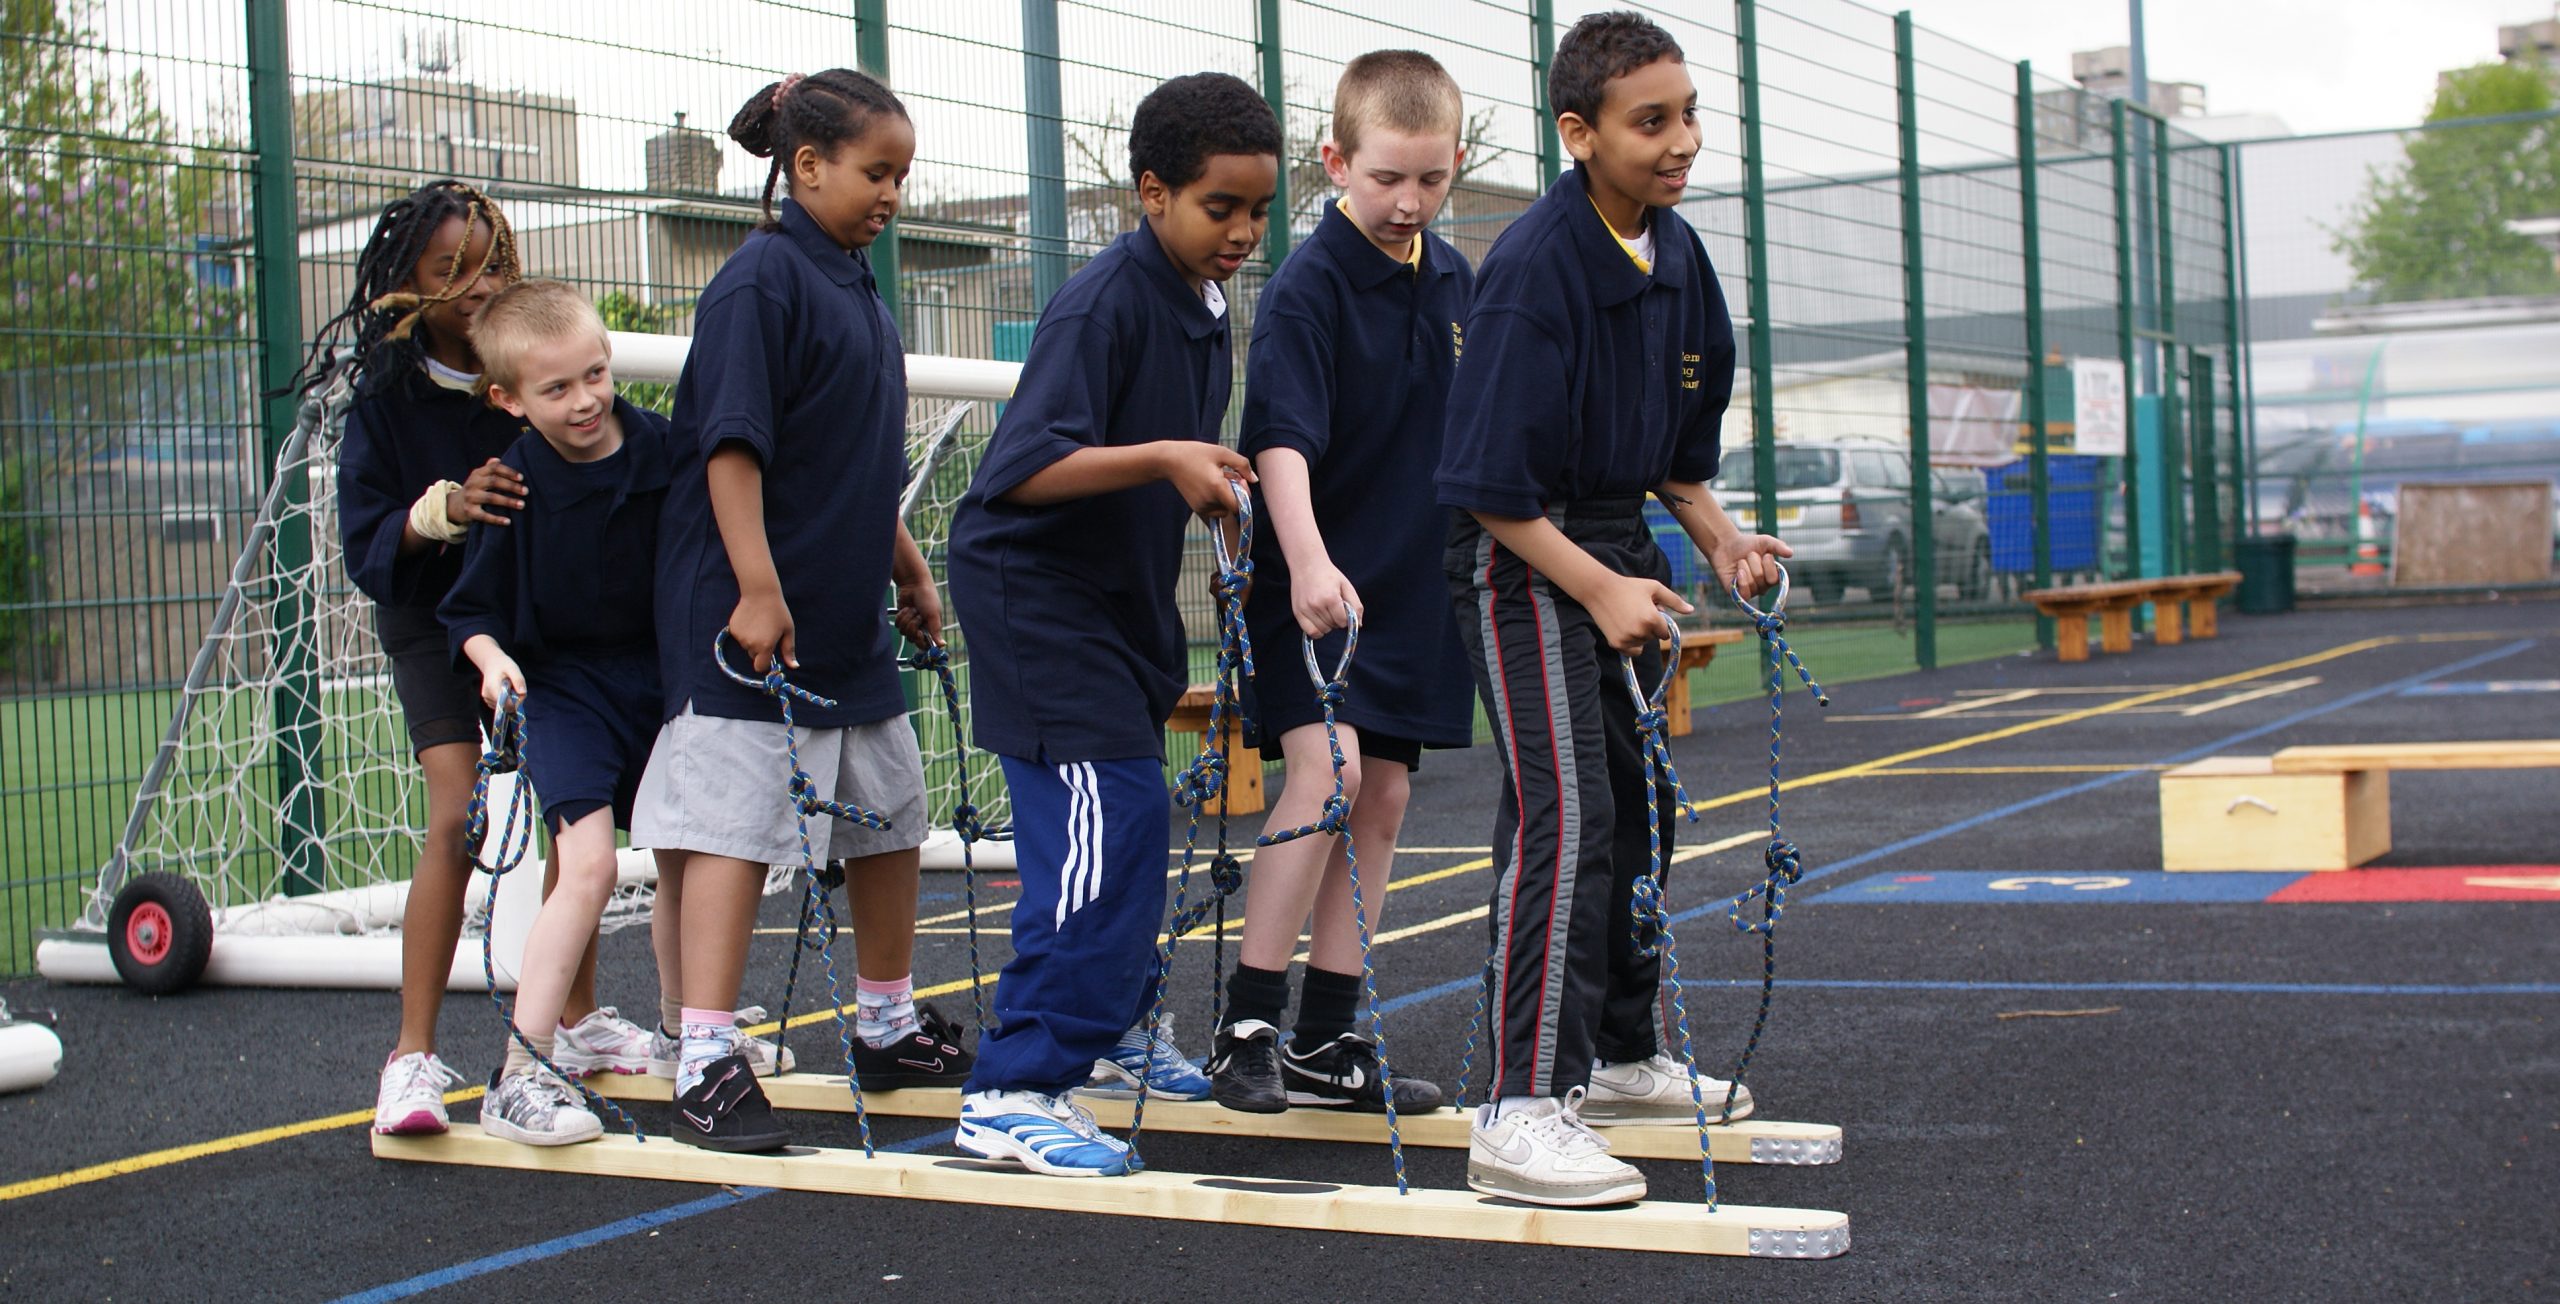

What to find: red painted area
left=2267, top=868, right=2560, bottom=903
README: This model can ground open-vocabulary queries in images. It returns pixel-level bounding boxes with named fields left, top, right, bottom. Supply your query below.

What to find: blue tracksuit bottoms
left=965, top=754, right=1171, bottom=1095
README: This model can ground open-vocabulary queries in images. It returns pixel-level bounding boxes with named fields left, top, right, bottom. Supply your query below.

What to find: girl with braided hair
left=330, top=182, right=656, bottom=1136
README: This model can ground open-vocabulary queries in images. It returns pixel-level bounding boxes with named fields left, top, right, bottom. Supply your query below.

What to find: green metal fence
left=0, top=0, right=2250, bottom=973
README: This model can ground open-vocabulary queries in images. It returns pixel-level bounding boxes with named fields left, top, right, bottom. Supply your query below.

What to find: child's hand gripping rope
left=711, top=629, right=889, bottom=1156
left=1130, top=477, right=1255, bottom=1165
left=466, top=689, right=644, bottom=1140
left=1253, top=605, right=1415, bottom=1195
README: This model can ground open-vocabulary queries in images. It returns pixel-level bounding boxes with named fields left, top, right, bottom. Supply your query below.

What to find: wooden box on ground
left=2159, top=756, right=2390, bottom=871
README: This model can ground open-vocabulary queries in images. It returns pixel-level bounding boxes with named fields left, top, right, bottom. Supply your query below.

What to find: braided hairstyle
left=291, top=179, right=522, bottom=398
left=726, top=68, right=909, bottom=231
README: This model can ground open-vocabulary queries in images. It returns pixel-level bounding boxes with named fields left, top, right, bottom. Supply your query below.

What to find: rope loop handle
left=902, top=639, right=1010, bottom=1031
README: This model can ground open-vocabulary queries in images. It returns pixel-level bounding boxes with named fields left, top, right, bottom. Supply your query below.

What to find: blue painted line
left=347, top=638, right=2538, bottom=1297
left=1823, top=870, right=2304, bottom=903
left=1672, top=636, right=2538, bottom=925
left=2401, top=679, right=2560, bottom=696
left=335, top=1126, right=959, bottom=1302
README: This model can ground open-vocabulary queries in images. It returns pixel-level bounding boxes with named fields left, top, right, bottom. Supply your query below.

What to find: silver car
left=1710, top=440, right=1992, bottom=603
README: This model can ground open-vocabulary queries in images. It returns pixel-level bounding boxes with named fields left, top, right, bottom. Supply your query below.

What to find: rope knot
left=1763, top=839, right=1802, bottom=882
left=1315, top=679, right=1347, bottom=709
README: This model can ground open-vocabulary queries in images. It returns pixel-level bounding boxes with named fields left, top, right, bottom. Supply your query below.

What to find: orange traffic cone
left=2350, top=501, right=2385, bottom=577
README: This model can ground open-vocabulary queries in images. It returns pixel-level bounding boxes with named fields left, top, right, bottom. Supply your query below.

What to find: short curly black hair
left=1128, top=72, right=1284, bottom=191
left=1549, top=11, right=1686, bottom=124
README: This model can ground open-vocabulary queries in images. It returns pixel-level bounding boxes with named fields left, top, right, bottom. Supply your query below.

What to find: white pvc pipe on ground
left=609, top=331, right=1021, bottom=400
left=0, top=1021, right=63, bottom=1093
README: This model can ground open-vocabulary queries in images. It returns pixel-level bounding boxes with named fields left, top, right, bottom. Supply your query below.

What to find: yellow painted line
left=1862, top=764, right=2172, bottom=776
left=0, top=633, right=2460, bottom=1203
left=2173, top=677, right=2321, bottom=717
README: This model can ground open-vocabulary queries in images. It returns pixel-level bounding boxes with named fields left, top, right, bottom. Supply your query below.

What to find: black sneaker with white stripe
left=851, top=1005, right=975, bottom=1089
left=1281, top=1032, right=1448, bottom=1112
left=672, top=1053, right=791, bottom=1153
left=1208, top=1019, right=1287, bottom=1114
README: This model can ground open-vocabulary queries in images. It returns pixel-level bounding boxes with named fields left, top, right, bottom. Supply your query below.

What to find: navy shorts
left=375, top=602, right=485, bottom=755
left=521, top=652, right=660, bottom=835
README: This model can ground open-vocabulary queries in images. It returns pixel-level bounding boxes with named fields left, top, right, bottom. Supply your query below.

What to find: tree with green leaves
left=2336, top=60, right=2560, bottom=303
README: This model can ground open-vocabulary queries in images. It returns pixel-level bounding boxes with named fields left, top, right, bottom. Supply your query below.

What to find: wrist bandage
left=410, top=480, right=468, bottom=545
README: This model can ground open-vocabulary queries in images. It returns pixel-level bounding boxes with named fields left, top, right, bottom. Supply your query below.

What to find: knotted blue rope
left=712, top=630, right=880, bottom=1156
left=467, top=688, right=644, bottom=1141
left=1130, top=478, right=1254, bottom=1166
left=1716, top=563, right=1826, bottom=1127
left=1253, top=608, right=1411, bottom=1195
left=1618, top=620, right=1722, bottom=1204
left=904, top=641, right=1011, bottom=1034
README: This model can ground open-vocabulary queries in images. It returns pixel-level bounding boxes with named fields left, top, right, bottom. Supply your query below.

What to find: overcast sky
left=1899, top=0, right=2546, bottom=134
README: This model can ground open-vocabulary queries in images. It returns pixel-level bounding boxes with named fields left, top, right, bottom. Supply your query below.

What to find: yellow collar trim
left=1338, top=196, right=1423, bottom=269
left=1587, top=194, right=1652, bottom=275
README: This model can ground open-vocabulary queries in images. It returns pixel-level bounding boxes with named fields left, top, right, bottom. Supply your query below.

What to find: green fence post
left=1532, top=1, right=1561, bottom=190
left=247, top=0, right=323, bottom=894
left=1257, top=0, right=1290, bottom=266
left=2112, top=99, right=2141, bottom=581
left=2191, top=352, right=2220, bottom=569
left=856, top=0, right=901, bottom=325
left=2221, top=143, right=2252, bottom=540
left=2016, top=62, right=2051, bottom=648
left=1896, top=13, right=1935, bottom=667
left=1021, top=0, right=1069, bottom=310
left=1737, top=0, right=1779, bottom=549
left=2155, top=123, right=2182, bottom=572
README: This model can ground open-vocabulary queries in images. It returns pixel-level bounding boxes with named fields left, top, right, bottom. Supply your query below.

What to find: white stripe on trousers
left=1056, top=762, right=1104, bottom=926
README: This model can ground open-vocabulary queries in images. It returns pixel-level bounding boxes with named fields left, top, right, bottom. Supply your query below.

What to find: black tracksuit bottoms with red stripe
left=1448, top=499, right=1680, bottom=1100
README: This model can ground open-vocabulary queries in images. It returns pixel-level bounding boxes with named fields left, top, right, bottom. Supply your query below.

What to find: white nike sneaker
left=1584, top=1051, right=1756, bottom=1123
left=644, top=1006, right=798, bottom=1079
left=1466, top=1088, right=1647, bottom=1207
left=551, top=1007, right=655, bottom=1076
left=373, top=1051, right=463, bottom=1136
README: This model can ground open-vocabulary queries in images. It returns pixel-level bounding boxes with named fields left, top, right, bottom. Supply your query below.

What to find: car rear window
left=1715, top=448, right=1840, bottom=493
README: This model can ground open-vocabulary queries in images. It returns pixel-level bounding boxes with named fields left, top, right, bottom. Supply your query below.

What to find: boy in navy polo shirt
left=1438, top=11, right=1790, bottom=1208
left=439, top=280, right=677, bottom=1146
left=1207, top=51, right=1474, bottom=1118
left=944, top=72, right=1280, bottom=1178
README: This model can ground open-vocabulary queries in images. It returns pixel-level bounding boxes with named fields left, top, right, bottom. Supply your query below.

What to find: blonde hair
left=469, top=278, right=609, bottom=392
left=1332, top=50, right=1464, bottom=157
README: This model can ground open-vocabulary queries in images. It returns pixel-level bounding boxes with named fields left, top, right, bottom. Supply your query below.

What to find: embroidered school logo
left=1451, top=322, right=1465, bottom=361
left=1682, top=351, right=1701, bottom=390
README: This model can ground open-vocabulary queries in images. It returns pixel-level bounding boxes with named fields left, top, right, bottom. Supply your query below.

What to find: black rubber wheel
left=106, top=872, right=213, bottom=995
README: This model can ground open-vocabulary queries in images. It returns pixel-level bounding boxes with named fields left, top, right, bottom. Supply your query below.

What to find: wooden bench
left=1659, top=625, right=1747, bottom=738
left=2022, top=571, right=2241, bottom=663
left=2160, top=740, right=2560, bottom=871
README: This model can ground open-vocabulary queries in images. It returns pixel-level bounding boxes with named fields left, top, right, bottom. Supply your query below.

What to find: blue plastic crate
left=1985, top=455, right=2101, bottom=574
left=1642, top=499, right=1706, bottom=591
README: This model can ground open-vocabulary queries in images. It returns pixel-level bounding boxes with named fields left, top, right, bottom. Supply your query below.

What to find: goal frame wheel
left=106, top=872, right=214, bottom=995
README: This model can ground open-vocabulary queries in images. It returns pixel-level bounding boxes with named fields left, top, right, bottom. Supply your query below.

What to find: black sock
left=1223, top=963, right=1290, bottom=1031
left=1293, top=966, right=1363, bottom=1048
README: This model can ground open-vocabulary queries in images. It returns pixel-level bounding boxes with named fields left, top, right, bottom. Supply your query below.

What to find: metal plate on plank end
left=1749, top=1223, right=1850, bottom=1259
left=1750, top=1133, right=1843, bottom=1165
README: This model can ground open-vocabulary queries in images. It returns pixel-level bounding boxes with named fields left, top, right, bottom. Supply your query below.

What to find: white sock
left=855, top=976, right=918, bottom=1049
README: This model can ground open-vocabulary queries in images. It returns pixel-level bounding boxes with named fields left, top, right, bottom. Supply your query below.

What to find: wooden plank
left=2270, top=741, right=2560, bottom=773
left=376, top=1126, right=1852, bottom=1259
left=585, top=1074, right=1843, bottom=1165
left=1660, top=627, right=1739, bottom=740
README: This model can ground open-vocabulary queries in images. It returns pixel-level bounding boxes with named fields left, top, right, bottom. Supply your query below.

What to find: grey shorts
left=632, top=704, right=928, bottom=865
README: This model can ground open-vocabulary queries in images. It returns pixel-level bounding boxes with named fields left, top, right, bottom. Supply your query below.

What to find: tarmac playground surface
left=2, top=601, right=2553, bottom=1302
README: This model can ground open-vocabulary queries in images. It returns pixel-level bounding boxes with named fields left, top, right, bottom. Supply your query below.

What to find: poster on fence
left=1927, top=384, right=2022, bottom=465
left=2072, top=357, right=2128, bottom=457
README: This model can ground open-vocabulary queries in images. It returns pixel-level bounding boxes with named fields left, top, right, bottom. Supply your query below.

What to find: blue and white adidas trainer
left=956, top=1089, right=1136, bottom=1177
left=1083, top=1016, right=1213, bottom=1100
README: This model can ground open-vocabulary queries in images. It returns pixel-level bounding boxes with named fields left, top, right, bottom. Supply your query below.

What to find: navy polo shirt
left=1436, top=166, right=1735, bottom=519
left=338, top=365, right=522, bottom=611
left=946, top=221, right=1234, bottom=763
left=655, top=198, right=909, bottom=728
left=1241, top=202, right=1476, bottom=748
left=438, top=398, right=671, bottom=668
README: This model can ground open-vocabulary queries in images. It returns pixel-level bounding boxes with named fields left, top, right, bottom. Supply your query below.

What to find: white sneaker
left=644, top=1006, right=797, bottom=1079
left=956, top=1089, right=1136, bottom=1177
left=1584, top=1051, right=1755, bottom=1123
left=1466, top=1088, right=1648, bottom=1207
left=551, top=1007, right=654, bottom=1076
left=373, top=1051, right=464, bottom=1136
left=481, top=1067, right=604, bottom=1147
